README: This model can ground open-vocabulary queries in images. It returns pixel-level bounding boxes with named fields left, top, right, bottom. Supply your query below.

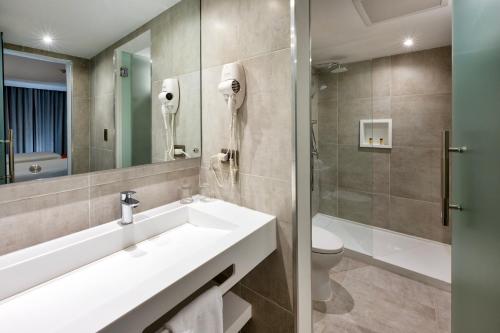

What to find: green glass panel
left=120, top=51, right=133, bottom=168
left=452, top=1, right=500, bottom=332
left=130, top=54, right=151, bottom=166
left=0, top=33, right=6, bottom=184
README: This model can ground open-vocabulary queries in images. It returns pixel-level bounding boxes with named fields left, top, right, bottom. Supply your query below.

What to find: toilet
left=312, top=225, right=344, bottom=301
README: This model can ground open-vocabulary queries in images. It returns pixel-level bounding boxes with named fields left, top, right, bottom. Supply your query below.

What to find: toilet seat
left=312, top=225, right=344, bottom=254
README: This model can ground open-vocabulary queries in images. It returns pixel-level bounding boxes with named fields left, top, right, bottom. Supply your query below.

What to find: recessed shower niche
left=359, top=119, right=392, bottom=149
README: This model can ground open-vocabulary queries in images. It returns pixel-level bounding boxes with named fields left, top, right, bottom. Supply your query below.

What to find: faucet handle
left=120, top=190, right=137, bottom=201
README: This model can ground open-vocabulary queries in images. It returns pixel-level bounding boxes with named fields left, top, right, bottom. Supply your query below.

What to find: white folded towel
left=158, top=286, right=223, bottom=333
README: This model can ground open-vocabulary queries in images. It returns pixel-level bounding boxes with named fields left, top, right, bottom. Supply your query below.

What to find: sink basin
left=0, top=198, right=276, bottom=333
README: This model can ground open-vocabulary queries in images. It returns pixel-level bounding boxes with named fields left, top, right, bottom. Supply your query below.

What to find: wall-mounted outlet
left=174, top=145, right=186, bottom=158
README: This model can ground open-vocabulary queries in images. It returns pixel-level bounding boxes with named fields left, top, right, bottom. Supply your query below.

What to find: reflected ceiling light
left=403, top=38, right=414, bottom=47
left=42, top=35, right=53, bottom=44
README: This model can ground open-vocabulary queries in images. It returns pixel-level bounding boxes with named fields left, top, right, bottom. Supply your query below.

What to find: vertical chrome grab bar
left=442, top=130, right=466, bottom=226
left=441, top=130, right=451, bottom=226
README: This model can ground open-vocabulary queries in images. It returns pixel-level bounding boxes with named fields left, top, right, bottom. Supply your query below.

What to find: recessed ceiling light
left=42, top=35, right=53, bottom=44
left=403, top=38, right=414, bottom=47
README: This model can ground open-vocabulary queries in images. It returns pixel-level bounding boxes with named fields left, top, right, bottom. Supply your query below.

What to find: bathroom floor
left=313, top=257, right=451, bottom=333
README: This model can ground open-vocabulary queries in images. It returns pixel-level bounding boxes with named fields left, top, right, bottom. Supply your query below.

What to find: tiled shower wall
left=200, top=0, right=294, bottom=331
left=315, top=46, right=452, bottom=244
left=4, top=43, right=91, bottom=175
left=90, top=0, right=201, bottom=171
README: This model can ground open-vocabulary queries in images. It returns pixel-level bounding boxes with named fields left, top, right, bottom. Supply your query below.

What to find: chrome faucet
left=120, top=191, right=139, bottom=225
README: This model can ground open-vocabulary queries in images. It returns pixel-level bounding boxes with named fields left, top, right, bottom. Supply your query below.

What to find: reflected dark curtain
left=3, top=86, right=67, bottom=155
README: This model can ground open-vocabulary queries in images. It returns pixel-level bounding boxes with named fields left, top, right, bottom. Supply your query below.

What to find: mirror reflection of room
left=3, top=52, right=70, bottom=183
left=0, top=0, right=201, bottom=184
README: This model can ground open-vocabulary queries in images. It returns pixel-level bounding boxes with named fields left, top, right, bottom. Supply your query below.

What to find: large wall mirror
left=0, top=0, right=201, bottom=184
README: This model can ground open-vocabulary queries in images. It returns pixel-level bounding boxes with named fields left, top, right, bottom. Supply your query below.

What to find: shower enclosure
left=311, top=50, right=452, bottom=285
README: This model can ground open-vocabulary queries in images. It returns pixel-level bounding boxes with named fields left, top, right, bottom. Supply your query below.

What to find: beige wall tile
left=391, top=46, right=451, bottom=96
left=90, top=158, right=199, bottom=186
left=390, top=147, right=441, bottom=202
left=91, top=94, right=115, bottom=151
left=318, top=98, right=338, bottom=145
left=389, top=196, right=450, bottom=243
left=72, top=97, right=91, bottom=148
left=91, top=48, right=115, bottom=96
left=238, top=91, right=292, bottom=180
left=319, top=182, right=338, bottom=217
left=338, top=188, right=373, bottom=225
left=201, top=0, right=241, bottom=68
left=338, top=98, right=371, bottom=145
left=338, top=145, right=373, bottom=193
left=0, top=174, right=89, bottom=204
left=372, top=150, right=390, bottom=194
left=199, top=167, right=242, bottom=204
left=238, top=0, right=290, bottom=59
left=372, top=57, right=391, bottom=97
left=239, top=285, right=294, bottom=333
left=0, top=188, right=89, bottom=255
left=90, top=147, right=115, bottom=172
left=317, top=143, right=338, bottom=186
left=240, top=174, right=292, bottom=224
left=312, top=166, right=320, bottom=216
left=72, top=146, right=91, bottom=174
left=73, top=63, right=91, bottom=99
left=339, top=60, right=372, bottom=100
left=151, top=0, right=201, bottom=79
left=392, top=94, right=452, bottom=148
left=372, top=194, right=390, bottom=229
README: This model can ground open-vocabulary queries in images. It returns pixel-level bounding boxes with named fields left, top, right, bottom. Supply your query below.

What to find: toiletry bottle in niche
left=380, top=138, right=384, bottom=145
left=368, top=137, right=373, bottom=144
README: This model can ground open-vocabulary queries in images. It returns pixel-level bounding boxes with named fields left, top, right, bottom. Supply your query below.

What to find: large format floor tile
left=313, top=257, right=451, bottom=333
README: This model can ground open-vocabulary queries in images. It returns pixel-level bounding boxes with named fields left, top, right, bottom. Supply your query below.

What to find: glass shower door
left=311, top=61, right=375, bottom=256
left=452, top=0, right=500, bottom=331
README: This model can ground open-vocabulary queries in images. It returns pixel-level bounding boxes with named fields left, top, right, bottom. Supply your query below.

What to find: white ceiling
left=4, top=54, right=66, bottom=84
left=0, top=0, right=180, bottom=59
left=311, top=0, right=452, bottom=65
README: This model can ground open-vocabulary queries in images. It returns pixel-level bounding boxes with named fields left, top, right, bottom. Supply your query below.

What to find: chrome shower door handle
left=441, top=130, right=466, bottom=226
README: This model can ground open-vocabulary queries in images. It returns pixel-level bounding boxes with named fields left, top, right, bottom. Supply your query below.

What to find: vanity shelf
left=223, top=292, right=252, bottom=333
left=359, top=119, right=392, bottom=149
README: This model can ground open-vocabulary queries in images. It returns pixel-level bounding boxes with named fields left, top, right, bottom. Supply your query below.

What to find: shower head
left=314, top=61, right=348, bottom=74
left=330, top=65, right=348, bottom=73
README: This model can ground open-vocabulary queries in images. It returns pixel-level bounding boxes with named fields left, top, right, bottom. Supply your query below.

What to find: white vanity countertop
left=0, top=198, right=276, bottom=333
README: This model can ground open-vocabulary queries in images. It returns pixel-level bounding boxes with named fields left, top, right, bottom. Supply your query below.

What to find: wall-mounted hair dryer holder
left=220, top=148, right=239, bottom=164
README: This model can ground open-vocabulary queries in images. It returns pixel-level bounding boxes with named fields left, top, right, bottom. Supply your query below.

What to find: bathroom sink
left=0, top=198, right=276, bottom=333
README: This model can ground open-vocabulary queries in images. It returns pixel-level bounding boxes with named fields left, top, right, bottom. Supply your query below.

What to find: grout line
left=201, top=47, right=291, bottom=71
left=239, top=283, right=294, bottom=315
left=199, top=166, right=291, bottom=184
